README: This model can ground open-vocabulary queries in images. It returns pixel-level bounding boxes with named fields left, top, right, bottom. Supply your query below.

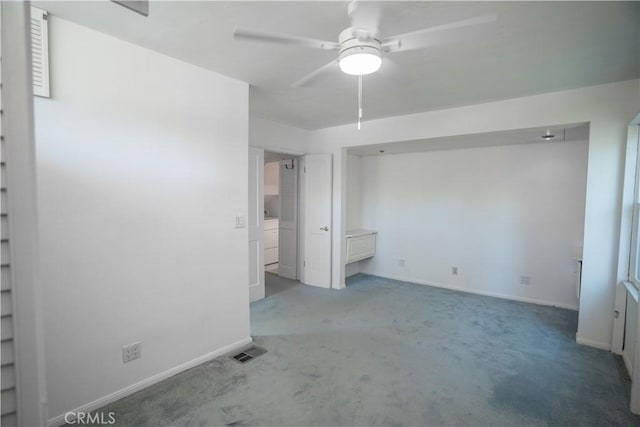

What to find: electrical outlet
left=520, top=275, right=531, bottom=285
left=122, top=342, right=141, bottom=363
left=398, top=259, right=405, bottom=267
left=452, top=266, right=458, bottom=275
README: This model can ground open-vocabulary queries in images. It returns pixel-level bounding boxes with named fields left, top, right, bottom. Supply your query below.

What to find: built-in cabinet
left=265, top=218, right=279, bottom=265
left=345, top=229, right=377, bottom=263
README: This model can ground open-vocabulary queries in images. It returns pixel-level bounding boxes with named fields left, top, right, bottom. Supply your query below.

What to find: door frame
left=251, top=146, right=307, bottom=288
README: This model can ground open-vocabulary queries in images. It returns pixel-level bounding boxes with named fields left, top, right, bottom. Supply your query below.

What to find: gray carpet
left=265, top=271, right=297, bottom=297
left=91, top=274, right=640, bottom=426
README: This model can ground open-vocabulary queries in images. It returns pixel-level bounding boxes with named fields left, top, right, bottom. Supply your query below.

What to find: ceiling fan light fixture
left=338, top=27, right=383, bottom=76
left=339, top=50, right=382, bottom=75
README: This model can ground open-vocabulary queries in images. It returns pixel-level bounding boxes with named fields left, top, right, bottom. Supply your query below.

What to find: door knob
left=320, top=226, right=329, bottom=231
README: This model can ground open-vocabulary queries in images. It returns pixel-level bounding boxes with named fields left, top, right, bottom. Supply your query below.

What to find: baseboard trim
left=48, top=336, right=253, bottom=426
left=575, top=335, right=611, bottom=351
left=249, top=283, right=265, bottom=302
left=364, top=271, right=580, bottom=311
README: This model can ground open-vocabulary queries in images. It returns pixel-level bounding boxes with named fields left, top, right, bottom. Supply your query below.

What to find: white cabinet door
left=264, top=229, right=278, bottom=250
left=265, top=248, right=279, bottom=265
left=346, top=233, right=376, bottom=263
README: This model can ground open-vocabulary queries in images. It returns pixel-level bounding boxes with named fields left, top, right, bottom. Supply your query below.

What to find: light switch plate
left=235, top=215, right=246, bottom=228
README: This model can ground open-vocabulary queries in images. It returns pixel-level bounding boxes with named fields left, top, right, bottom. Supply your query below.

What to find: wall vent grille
left=231, top=346, right=266, bottom=364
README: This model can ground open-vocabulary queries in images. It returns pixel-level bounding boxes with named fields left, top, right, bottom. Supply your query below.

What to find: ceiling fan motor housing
left=338, top=27, right=382, bottom=75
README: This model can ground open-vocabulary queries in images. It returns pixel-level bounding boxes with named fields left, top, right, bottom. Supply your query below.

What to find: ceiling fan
left=234, top=1, right=497, bottom=128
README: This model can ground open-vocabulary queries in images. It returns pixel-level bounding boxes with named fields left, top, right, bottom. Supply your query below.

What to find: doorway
left=248, top=148, right=333, bottom=302
left=263, top=151, right=300, bottom=296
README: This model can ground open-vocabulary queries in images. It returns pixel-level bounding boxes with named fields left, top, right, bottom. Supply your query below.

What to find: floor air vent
left=231, top=346, right=267, bottom=364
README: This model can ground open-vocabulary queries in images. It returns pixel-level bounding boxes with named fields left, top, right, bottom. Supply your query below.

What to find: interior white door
left=248, top=147, right=265, bottom=302
left=279, top=158, right=298, bottom=280
left=303, top=154, right=332, bottom=288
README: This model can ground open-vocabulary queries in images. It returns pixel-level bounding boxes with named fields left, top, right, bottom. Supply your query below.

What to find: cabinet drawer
left=264, top=229, right=279, bottom=249
left=265, top=247, right=278, bottom=265
left=346, top=234, right=376, bottom=263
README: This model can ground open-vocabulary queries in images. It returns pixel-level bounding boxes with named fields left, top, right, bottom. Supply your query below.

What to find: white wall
left=345, top=154, right=363, bottom=278
left=309, top=79, right=640, bottom=350
left=34, top=18, right=251, bottom=422
left=264, top=161, right=279, bottom=196
left=264, top=161, right=280, bottom=218
left=354, top=141, right=588, bottom=309
left=264, top=196, right=280, bottom=219
left=249, top=117, right=310, bottom=154
left=346, top=154, right=362, bottom=231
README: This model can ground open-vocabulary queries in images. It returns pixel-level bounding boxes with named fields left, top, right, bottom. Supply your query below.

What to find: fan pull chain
left=357, top=75, right=363, bottom=130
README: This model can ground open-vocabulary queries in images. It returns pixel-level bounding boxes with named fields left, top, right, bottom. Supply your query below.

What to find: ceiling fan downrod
left=358, top=75, right=363, bottom=130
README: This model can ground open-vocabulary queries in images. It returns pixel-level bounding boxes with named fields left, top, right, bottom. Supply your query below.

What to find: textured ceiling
left=36, top=1, right=640, bottom=129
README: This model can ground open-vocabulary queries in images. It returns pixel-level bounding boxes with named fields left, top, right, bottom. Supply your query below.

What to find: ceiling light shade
left=337, top=27, right=383, bottom=76
left=338, top=45, right=382, bottom=75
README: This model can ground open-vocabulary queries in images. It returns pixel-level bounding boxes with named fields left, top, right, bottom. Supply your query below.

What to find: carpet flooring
left=93, top=274, right=640, bottom=426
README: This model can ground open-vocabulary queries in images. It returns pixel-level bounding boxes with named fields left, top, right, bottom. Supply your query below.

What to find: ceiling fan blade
left=348, top=0, right=383, bottom=37
left=292, top=59, right=338, bottom=88
left=234, top=28, right=339, bottom=50
left=382, top=13, right=497, bottom=53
